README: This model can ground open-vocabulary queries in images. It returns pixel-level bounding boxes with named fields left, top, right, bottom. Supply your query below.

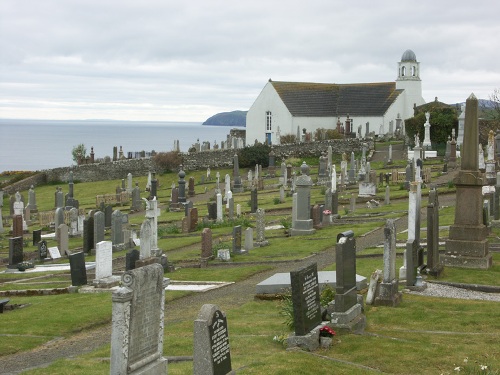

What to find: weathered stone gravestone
left=8, top=237, right=23, bottom=269
left=83, top=216, right=94, bottom=254
left=69, top=252, right=87, bottom=286
left=93, top=211, right=105, bottom=251
left=250, top=187, right=258, bottom=213
left=374, top=220, right=402, bottom=306
left=286, top=263, right=323, bottom=351
left=232, top=225, right=244, bottom=254
left=444, top=94, right=492, bottom=269
left=193, top=304, right=233, bottom=375
left=111, top=210, right=124, bottom=248
left=93, top=241, right=119, bottom=288
left=244, top=227, right=253, bottom=252
left=329, top=232, right=366, bottom=333
left=254, top=208, right=269, bottom=247
left=426, top=187, right=443, bottom=276
left=110, top=264, right=169, bottom=375
left=291, top=162, right=315, bottom=236
left=57, top=224, right=69, bottom=256
left=200, top=228, right=213, bottom=267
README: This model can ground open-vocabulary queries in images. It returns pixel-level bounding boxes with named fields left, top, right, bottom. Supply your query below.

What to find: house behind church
left=246, top=49, right=425, bottom=144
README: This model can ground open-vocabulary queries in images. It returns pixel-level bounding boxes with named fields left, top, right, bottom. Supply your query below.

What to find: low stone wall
left=3, top=173, right=47, bottom=195
left=6, top=138, right=371, bottom=187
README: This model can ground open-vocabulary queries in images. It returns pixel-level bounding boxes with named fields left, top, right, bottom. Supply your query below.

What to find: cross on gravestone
left=110, top=264, right=168, bottom=374
left=193, top=304, right=232, bottom=375
left=290, top=263, right=322, bottom=336
left=69, top=252, right=88, bottom=286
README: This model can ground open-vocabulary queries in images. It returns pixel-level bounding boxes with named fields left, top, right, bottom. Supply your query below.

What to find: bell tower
left=396, top=49, right=425, bottom=119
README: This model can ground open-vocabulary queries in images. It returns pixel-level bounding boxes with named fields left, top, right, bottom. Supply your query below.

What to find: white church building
left=246, top=49, right=426, bottom=144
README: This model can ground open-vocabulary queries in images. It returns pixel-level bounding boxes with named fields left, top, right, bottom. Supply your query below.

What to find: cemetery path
left=0, top=189, right=459, bottom=375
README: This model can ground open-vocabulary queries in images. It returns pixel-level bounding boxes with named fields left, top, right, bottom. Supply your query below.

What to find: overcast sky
left=1, top=0, right=499, bottom=122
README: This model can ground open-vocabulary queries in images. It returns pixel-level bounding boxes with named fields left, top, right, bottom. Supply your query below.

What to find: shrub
left=153, top=151, right=183, bottom=173
left=238, top=144, right=271, bottom=168
left=278, top=292, right=294, bottom=330
left=279, top=134, right=297, bottom=144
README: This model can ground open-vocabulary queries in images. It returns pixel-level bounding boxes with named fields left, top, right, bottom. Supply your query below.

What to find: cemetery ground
left=1, top=144, right=500, bottom=374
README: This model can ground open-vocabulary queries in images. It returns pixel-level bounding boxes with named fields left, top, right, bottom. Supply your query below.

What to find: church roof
left=401, top=49, right=417, bottom=62
left=270, top=81, right=403, bottom=117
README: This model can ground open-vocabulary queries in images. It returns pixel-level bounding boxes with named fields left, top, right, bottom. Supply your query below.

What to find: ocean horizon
left=0, top=118, right=242, bottom=173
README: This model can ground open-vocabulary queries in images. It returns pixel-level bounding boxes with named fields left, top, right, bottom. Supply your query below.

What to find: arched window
left=266, top=111, right=272, bottom=131
left=401, top=66, right=406, bottom=76
left=411, top=66, right=416, bottom=76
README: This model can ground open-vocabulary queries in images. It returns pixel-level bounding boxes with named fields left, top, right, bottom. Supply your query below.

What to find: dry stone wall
left=10, top=139, right=370, bottom=185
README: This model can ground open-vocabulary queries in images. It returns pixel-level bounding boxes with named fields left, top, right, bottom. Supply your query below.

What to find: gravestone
left=48, top=246, right=61, bottom=259
left=244, top=227, right=254, bottom=251
left=94, top=240, right=113, bottom=280
left=443, top=94, right=492, bottom=269
left=170, top=187, right=180, bottom=212
left=201, top=228, right=213, bottom=262
left=110, top=264, right=168, bottom=375
left=193, top=304, right=232, bottom=375
left=93, top=211, right=105, bottom=251
left=26, top=185, right=38, bottom=212
left=216, top=193, right=223, bottom=223
left=83, top=216, right=94, bottom=254
left=188, top=176, right=196, bottom=197
left=57, top=224, right=69, bottom=256
left=54, top=207, right=64, bottom=239
left=374, top=220, right=402, bottom=306
left=207, top=202, right=217, bottom=221
left=329, top=233, right=366, bottom=333
left=132, top=183, right=143, bottom=212
left=104, top=205, right=112, bottom=228
left=178, top=168, right=187, bottom=203
left=8, top=236, right=23, bottom=268
left=254, top=208, right=268, bottom=246
left=290, top=263, right=322, bottom=336
left=291, top=162, right=315, bottom=236
left=427, top=187, right=443, bottom=276
left=232, top=154, right=244, bottom=193
left=140, top=219, right=152, bottom=259
left=38, top=240, right=48, bottom=259
left=69, top=207, right=79, bottom=236
left=149, top=171, right=158, bottom=200
left=69, top=252, right=87, bottom=286
left=12, top=215, right=23, bottom=238
left=232, top=225, right=244, bottom=254
left=311, top=204, right=321, bottom=229
left=125, top=249, right=140, bottom=271
left=250, top=187, right=258, bottom=213
left=189, top=207, right=198, bottom=232
left=112, top=210, right=124, bottom=247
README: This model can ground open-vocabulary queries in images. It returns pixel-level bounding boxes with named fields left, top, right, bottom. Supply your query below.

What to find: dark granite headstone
left=69, top=252, right=87, bottom=286
left=250, top=187, right=258, bottom=213
left=334, top=235, right=357, bottom=312
left=232, top=225, right=242, bottom=254
left=32, top=229, right=42, bottom=246
left=104, top=205, right=112, bottom=228
left=207, top=202, right=217, bottom=220
left=125, top=249, right=140, bottom=271
left=83, top=217, right=94, bottom=254
left=193, top=304, right=232, bottom=375
left=290, top=263, right=322, bottom=336
left=38, top=240, right=48, bottom=259
left=8, top=236, right=23, bottom=268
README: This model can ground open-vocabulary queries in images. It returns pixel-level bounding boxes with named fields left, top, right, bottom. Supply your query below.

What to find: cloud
left=1, top=0, right=499, bottom=121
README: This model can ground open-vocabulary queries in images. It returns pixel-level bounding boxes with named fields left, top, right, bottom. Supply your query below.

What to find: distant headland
left=202, top=110, right=247, bottom=126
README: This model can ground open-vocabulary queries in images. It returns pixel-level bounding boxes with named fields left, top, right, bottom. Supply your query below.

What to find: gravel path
left=405, top=282, right=500, bottom=302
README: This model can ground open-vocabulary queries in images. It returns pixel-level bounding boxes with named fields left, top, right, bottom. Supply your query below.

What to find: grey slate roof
left=270, top=81, right=403, bottom=117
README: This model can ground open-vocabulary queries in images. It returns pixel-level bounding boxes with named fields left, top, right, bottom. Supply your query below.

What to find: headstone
left=201, top=228, right=213, bottom=261
left=93, top=211, right=105, bottom=250
left=216, top=193, right=223, bottom=223
left=291, top=162, right=315, bottom=236
left=374, top=220, right=402, bottom=306
left=255, top=208, right=268, bottom=246
left=232, top=225, right=244, bottom=254
left=104, top=205, right=112, bottom=228
left=127, top=173, right=133, bottom=193
left=33, top=229, right=42, bottom=246
left=244, top=227, right=254, bottom=251
left=426, top=187, right=443, bottom=276
left=54, top=207, right=64, bottom=239
left=443, top=97, right=492, bottom=268
left=125, top=249, right=140, bottom=271
left=140, top=218, right=152, bottom=259
left=38, top=240, right=48, bottom=259
left=69, top=207, right=79, bottom=236
left=48, top=246, right=61, bottom=259
left=95, top=240, right=113, bottom=280
left=83, top=216, right=94, bottom=253
left=193, top=304, right=232, bottom=375
left=132, top=183, right=143, bottom=212
left=207, top=202, right=217, bottom=221
left=232, top=154, right=244, bottom=193
left=170, top=187, right=180, bottom=212
left=250, top=187, right=258, bottom=213
left=178, top=167, right=187, bottom=203
left=188, top=176, right=196, bottom=197
left=26, top=185, right=38, bottom=212
left=290, top=263, right=322, bottom=336
left=57, top=224, right=69, bottom=256
left=311, top=204, right=321, bottom=229
left=69, top=252, right=88, bottom=286
left=329, top=233, right=366, bottom=333
left=112, top=210, right=124, bottom=246
left=110, top=264, right=168, bottom=375
left=8, top=236, right=23, bottom=268
left=12, top=215, right=23, bottom=238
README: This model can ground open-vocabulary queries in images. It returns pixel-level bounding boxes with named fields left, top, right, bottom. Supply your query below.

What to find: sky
left=1, top=0, right=499, bottom=122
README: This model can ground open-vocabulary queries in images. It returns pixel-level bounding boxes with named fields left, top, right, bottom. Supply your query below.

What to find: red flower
left=319, top=326, right=336, bottom=337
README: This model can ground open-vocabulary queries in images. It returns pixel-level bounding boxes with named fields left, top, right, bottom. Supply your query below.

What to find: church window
left=266, top=111, right=272, bottom=131
left=401, top=66, right=406, bottom=76
left=411, top=66, right=416, bottom=76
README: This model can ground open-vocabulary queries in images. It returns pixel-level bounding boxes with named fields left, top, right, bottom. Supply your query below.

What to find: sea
left=0, top=119, right=242, bottom=173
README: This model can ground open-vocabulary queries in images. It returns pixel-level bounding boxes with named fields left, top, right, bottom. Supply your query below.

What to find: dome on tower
left=401, top=49, right=417, bottom=62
